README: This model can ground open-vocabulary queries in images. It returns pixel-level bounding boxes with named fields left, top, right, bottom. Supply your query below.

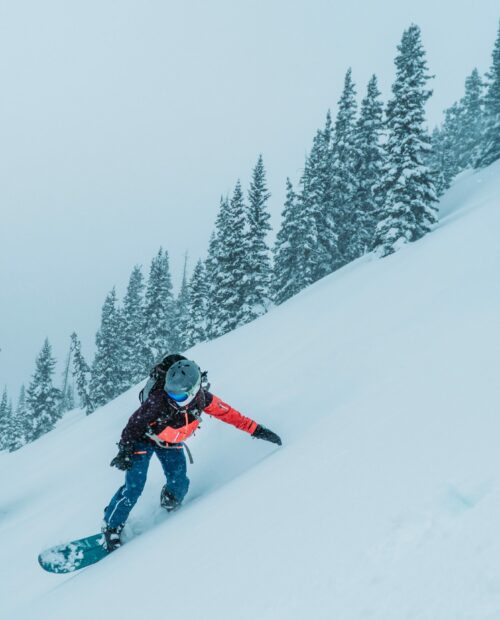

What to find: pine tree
left=244, top=155, right=272, bottom=320
left=331, top=69, right=359, bottom=264
left=6, top=392, right=24, bottom=452
left=13, top=385, right=28, bottom=450
left=89, top=288, right=125, bottom=408
left=428, top=103, right=463, bottom=195
left=373, top=24, right=438, bottom=257
left=207, top=183, right=249, bottom=336
left=351, top=75, right=385, bottom=256
left=185, top=259, right=208, bottom=348
left=174, top=254, right=191, bottom=352
left=144, top=249, right=177, bottom=365
left=428, top=126, right=450, bottom=197
left=205, top=228, right=223, bottom=339
left=25, top=339, right=61, bottom=442
left=476, top=21, right=500, bottom=167
left=0, top=387, right=9, bottom=450
left=59, top=345, right=73, bottom=414
left=296, top=111, right=338, bottom=286
left=122, top=265, right=147, bottom=384
left=70, top=332, right=93, bottom=414
left=273, top=178, right=304, bottom=304
left=459, top=68, right=484, bottom=168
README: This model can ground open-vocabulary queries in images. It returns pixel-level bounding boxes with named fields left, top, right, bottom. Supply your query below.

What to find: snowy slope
left=1, top=161, right=500, bottom=619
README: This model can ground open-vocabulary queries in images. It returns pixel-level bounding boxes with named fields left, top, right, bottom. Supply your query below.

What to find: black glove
left=252, top=424, right=282, bottom=446
left=110, top=444, right=134, bottom=470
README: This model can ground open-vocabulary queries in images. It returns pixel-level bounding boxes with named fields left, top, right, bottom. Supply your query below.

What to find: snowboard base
left=38, top=533, right=110, bottom=573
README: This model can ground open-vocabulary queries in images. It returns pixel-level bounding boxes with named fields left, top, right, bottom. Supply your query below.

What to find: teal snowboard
left=38, top=533, right=110, bottom=573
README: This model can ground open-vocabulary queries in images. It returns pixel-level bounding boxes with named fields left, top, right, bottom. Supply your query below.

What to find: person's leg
left=103, top=444, right=153, bottom=528
left=155, top=445, right=190, bottom=509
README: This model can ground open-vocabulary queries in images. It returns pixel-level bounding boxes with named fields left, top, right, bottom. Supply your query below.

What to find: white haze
left=0, top=0, right=498, bottom=398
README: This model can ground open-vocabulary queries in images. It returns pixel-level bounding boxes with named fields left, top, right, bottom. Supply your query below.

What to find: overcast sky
left=0, top=0, right=498, bottom=399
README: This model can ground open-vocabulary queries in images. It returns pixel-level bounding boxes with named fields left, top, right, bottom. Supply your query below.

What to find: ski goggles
left=167, top=391, right=190, bottom=403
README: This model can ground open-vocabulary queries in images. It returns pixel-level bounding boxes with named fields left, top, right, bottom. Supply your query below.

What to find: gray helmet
left=165, top=360, right=201, bottom=406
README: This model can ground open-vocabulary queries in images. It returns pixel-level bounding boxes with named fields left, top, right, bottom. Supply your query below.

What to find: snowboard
left=38, top=533, right=110, bottom=573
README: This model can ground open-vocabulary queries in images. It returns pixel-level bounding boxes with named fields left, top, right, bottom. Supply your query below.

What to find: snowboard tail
left=38, top=533, right=110, bottom=573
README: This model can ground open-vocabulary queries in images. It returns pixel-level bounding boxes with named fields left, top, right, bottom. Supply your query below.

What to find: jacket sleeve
left=120, top=391, right=163, bottom=447
left=203, top=393, right=258, bottom=435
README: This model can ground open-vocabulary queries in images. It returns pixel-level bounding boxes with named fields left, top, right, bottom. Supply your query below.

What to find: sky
left=0, top=0, right=498, bottom=399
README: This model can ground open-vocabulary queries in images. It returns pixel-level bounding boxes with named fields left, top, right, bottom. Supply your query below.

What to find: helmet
left=165, top=360, right=202, bottom=407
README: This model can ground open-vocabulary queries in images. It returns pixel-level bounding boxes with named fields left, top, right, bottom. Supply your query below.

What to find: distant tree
left=205, top=227, right=223, bottom=339
left=122, top=265, right=147, bottom=384
left=331, top=68, right=359, bottom=263
left=6, top=396, right=24, bottom=452
left=13, top=385, right=28, bottom=450
left=89, top=288, right=125, bottom=408
left=459, top=68, right=484, bottom=168
left=273, top=178, right=304, bottom=304
left=144, top=248, right=176, bottom=366
left=174, top=254, right=191, bottom=352
left=70, top=332, right=93, bottom=414
left=185, top=259, right=208, bottom=348
left=297, top=111, right=337, bottom=286
left=25, top=339, right=62, bottom=442
left=428, top=126, right=450, bottom=196
left=59, top=344, right=73, bottom=414
left=476, top=21, right=500, bottom=167
left=0, top=387, right=9, bottom=450
left=206, top=183, right=249, bottom=336
left=351, top=74, right=385, bottom=256
left=244, top=155, right=272, bottom=320
left=373, top=24, right=437, bottom=256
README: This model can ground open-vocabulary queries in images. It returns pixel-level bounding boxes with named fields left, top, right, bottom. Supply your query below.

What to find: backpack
left=139, top=354, right=210, bottom=403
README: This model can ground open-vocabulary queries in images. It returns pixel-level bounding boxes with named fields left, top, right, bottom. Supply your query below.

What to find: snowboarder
left=102, top=354, right=281, bottom=551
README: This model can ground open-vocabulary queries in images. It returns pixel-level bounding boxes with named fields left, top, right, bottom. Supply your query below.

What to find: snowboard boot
left=101, top=522, right=124, bottom=552
left=160, top=486, right=182, bottom=512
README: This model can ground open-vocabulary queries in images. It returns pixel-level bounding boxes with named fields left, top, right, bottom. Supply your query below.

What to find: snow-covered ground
left=1, top=161, right=500, bottom=619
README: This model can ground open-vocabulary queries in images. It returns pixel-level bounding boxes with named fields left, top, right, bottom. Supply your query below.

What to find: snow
left=1, top=161, right=500, bottom=618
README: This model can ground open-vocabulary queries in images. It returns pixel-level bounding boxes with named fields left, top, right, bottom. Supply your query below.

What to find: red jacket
left=120, top=388, right=257, bottom=448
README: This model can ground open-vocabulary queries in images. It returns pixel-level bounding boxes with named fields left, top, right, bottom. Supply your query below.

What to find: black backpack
left=139, top=354, right=210, bottom=403
left=139, top=354, right=186, bottom=404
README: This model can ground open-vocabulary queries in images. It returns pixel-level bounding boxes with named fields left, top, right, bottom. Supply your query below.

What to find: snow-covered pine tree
left=185, top=259, right=208, bottom=348
left=428, top=126, right=450, bottom=197
left=243, top=155, right=272, bottom=320
left=65, top=383, right=75, bottom=412
left=273, top=178, right=304, bottom=304
left=350, top=74, right=385, bottom=256
left=122, top=265, right=147, bottom=384
left=89, top=288, right=125, bottom=408
left=459, top=69, right=484, bottom=168
left=144, top=248, right=177, bottom=366
left=6, top=395, right=24, bottom=452
left=25, top=339, right=62, bottom=442
left=373, top=24, right=437, bottom=257
left=0, top=387, right=9, bottom=450
left=70, top=332, right=93, bottom=414
left=296, top=111, right=338, bottom=286
left=430, top=102, right=463, bottom=194
left=475, top=20, right=500, bottom=168
left=207, top=183, right=249, bottom=336
left=12, top=385, right=28, bottom=450
left=174, top=254, right=191, bottom=352
left=205, top=227, right=223, bottom=339
left=59, top=345, right=73, bottom=414
left=331, top=69, right=359, bottom=264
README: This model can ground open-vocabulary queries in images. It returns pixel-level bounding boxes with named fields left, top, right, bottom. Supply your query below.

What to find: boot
left=160, top=486, right=181, bottom=512
left=101, top=522, right=124, bottom=552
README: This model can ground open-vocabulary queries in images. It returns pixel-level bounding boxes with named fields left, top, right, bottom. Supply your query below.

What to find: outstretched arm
left=203, top=393, right=282, bottom=445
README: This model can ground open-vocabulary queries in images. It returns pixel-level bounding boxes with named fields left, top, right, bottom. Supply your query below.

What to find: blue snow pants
left=104, top=442, right=190, bottom=528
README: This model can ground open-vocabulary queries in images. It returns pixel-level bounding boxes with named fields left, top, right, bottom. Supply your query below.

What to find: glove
left=252, top=424, right=282, bottom=446
left=110, top=444, right=134, bottom=470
